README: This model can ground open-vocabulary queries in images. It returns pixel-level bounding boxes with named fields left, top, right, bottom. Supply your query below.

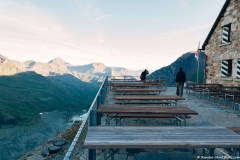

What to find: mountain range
left=147, top=52, right=205, bottom=86
left=0, top=54, right=141, bottom=82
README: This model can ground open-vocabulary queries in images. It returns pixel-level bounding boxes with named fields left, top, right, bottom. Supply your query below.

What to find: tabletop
left=84, top=126, right=240, bottom=149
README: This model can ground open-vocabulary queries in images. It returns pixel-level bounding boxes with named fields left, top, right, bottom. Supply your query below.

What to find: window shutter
left=222, top=27, right=229, bottom=44
left=237, top=59, right=240, bottom=78
left=221, top=60, right=228, bottom=77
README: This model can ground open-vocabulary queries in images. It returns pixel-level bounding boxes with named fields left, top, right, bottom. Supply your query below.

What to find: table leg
left=175, top=100, right=177, bottom=106
left=209, top=148, right=214, bottom=156
left=183, top=115, right=186, bottom=126
left=224, top=94, right=227, bottom=106
left=104, top=149, right=107, bottom=160
left=106, top=114, right=110, bottom=125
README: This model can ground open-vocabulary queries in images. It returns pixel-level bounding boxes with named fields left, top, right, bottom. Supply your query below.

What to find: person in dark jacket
left=140, top=69, right=149, bottom=81
left=176, top=67, right=186, bottom=97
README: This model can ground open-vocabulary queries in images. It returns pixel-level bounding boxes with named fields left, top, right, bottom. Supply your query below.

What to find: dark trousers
left=176, top=82, right=184, bottom=97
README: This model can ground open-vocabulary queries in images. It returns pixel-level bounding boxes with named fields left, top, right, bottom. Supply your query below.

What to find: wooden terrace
left=81, top=79, right=240, bottom=160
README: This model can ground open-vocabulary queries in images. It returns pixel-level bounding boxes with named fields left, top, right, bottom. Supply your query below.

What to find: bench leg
left=89, top=149, right=96, bottom=160
left=110, top=149, right=114, bottom=160
left=233, top=148, right=237, bottom=157
left=192, top=148, right=196, bottom=154
left=104, top=149, right=107, bottom=160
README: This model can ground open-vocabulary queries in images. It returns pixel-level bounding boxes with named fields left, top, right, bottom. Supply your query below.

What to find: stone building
left=202, top=0, right=240, bottom=86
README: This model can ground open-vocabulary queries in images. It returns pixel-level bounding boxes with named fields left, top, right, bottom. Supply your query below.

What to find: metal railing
left=63, top=76, right=108, bottom=160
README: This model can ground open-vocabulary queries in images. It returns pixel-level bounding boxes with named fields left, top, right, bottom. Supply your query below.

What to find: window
left=222, top=24, right=231, bottom=44
left=237, top=59, right=240, bottom=78
left=221, top=59, right=232, bottom=77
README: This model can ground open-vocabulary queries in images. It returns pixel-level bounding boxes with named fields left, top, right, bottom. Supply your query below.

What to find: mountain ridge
left=148, top=52, right=205, bottom=86
left=0, top=54, right=141, bottom=81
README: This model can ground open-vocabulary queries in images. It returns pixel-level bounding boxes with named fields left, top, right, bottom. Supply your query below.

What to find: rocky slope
left=148, top=52, right=205, bottom=86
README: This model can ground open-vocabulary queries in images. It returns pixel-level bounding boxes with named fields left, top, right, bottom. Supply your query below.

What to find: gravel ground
left=96, top=87, right=240, bottom=160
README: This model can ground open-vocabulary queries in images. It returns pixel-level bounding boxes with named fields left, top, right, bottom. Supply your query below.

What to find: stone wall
left=205, top=0, right=240, bottom=86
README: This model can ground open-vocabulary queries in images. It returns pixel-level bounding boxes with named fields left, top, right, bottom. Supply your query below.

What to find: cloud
left=0, top=1, right=116, bottom=64
left=93, top=13, right=112, bottom=21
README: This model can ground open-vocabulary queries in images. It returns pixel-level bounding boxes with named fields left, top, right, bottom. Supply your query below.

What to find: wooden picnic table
left=98, top=105, right=198, bottom=126
left=112, top=84, right=155, bottom=88
left=200, top=86, right=240, bottom=100
left=84, top=126, right=240, bottom=159
left=114, top=95, right=185, bottom=105
left=115, top=88, right=166, bottom=95
left=188, top=84, right=223, bottom=94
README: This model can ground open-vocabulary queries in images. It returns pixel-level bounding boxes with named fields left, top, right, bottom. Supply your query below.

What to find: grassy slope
left=0, top=72, right=100, bottom=126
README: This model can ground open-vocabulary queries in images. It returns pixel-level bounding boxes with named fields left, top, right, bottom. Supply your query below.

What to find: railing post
left=89, top=109, right=97, bottom=160
left=90, top=110, right=97, bottom=126
left=97, top=95, right=102, bottom=125
left=101, top=88, right=105, bottom=105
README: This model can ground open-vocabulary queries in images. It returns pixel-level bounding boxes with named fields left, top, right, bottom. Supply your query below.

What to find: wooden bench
left=115, top=100, right=172, bottom=105
left=98, top=105, right=198, bottom=126
left=114, top=88, right=166, bottom=95
left=219, top=95, right=240, bottom=106
left=109, top=114, right=192, bottom=118
left=109, top=114, right=192, bottom=126
left=228, top=127, right=240, bottom=135
left=114, top=95, right=185, bottom=105
left=209, top=93, right=225, bottom=103
left=114, top=93, right=158, bottom=96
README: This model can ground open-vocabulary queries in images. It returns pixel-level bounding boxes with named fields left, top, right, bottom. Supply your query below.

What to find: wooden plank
left=84, top=126, right=240, bottom=149
left=228, top=127, right=240, bottom=134
left=115, top=101, right=171, bottom=104
left=114, top=93, right=158, bottom=95
left=98, top=105, right=198, bottom=115
left=109, top=114, right=192, bottom=118
left=115, top=88, right=166, bottom=92
left=114, top=95, right=185, bottom=100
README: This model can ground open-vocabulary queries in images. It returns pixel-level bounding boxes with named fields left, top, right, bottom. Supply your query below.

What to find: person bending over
left=140, top=69, right=149, bottom=81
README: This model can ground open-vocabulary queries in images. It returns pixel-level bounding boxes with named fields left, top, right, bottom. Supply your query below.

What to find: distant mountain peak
left=48, top=57, right=72, bottom=66
left=49, top=57, right=65, bottom=63
left=92, top=62, right=106, bottom=68
left=0, top=54, right=8, bottom=64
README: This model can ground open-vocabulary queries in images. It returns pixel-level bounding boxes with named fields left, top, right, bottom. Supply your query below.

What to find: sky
left=0, top=0, right=226, bottom=71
